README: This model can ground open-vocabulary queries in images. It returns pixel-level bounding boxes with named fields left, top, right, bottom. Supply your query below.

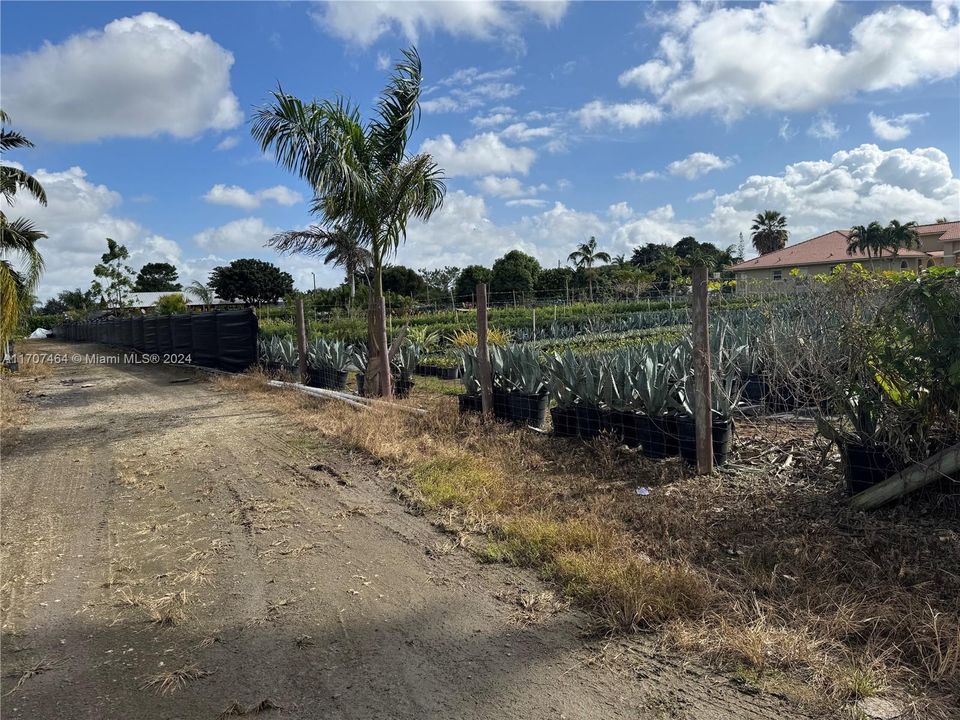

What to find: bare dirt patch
left=0, top=341, right=801, bottom=719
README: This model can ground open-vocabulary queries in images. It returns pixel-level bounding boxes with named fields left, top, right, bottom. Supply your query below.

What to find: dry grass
left=213, top=373, right=960, bottom=716
left=139, top=664, right=211, bottom=695
left=148, top=590, right=188, bottom=626
left=217, top=699, right=282, bottom=719
left=3, top=657, right=58, bottom=695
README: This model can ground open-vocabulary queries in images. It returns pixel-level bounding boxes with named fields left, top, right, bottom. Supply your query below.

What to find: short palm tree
left=252, top=48, right=445, bottom=397
left=1, top=110, right=47, bottom=346
left=187, top=280, right=214, bottom=311
left=567, top=236, right=611, bottom=301
left=847, top=221, right=886, bottom=263
left=269, top=225, right=371, bottom=307
left=654, top=249, right=687, bottom=292
left=750, top=210, right=788, bottom=255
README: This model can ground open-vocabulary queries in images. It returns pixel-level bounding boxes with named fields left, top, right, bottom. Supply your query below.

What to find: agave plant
left=460, top=345, right=481, bottom=396
left=633, top=345, right=674, bottom=416
left=393, top=340, right=420, bottom=381
left=546, top=350, right=580, bottom=409
left=308, top=338, right=353, bottom=371
left=677, top=371, right=742, bottom=420
left=351, top=343, right=368, bottom=373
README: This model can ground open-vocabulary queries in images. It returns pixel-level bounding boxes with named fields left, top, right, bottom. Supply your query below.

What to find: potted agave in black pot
left=490, top=345, right=548, bottom=428
left=456, top=346, right=483, bottom=413
left=675, top=371, right=740, bottom=466
left=546, top=351, right=579, bottom=438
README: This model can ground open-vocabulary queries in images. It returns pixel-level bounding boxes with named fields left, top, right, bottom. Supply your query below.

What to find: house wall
left=735, top=257, right=930, bottom=293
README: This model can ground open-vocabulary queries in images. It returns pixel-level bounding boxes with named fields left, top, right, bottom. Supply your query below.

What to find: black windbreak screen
left=171, top=315, right=193, bottom=355
left=156, top=315, right=173, bottom=355
left=143, top=316, right=159, bottom=353
left=190, top=312, right=219, bottom=367
left=216, top=310, right=257, bottom=372
left=57, top=309, right=258, bottom=372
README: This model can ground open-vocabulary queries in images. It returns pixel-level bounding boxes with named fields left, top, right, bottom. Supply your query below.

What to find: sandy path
left=1, top=341, right=802, bottom=719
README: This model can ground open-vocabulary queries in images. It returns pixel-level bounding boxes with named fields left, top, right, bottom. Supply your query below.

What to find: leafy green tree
left=535, top=267, right=575, bottom=300
left=750, top=210, right=789, bottom=255
left=1, top=109, right=47, bottom=345
left=133, top=262, right=181, bottom=292
left=567, top=236, right=611, bottom=301
left=630, top=243, right=670, bottom=268
left=38, top=288, right=95, bottom=316
left=91, top=238, right=135, bottom=308
left=253, top=47, right=445, bottom=397
left=453, top=264, right=491, bottom=302
left=419, top=265, right=460, bottom=307
left=491, top=250, right=541, bottom=300
left=379, top=264, right=425, bottom=296
left=155, top=293, right=188, bottom=315
left=209, top=258, right=293, bottom=306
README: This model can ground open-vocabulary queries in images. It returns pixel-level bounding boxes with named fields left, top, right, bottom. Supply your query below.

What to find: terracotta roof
left=730, top=221, right=958, bottom=271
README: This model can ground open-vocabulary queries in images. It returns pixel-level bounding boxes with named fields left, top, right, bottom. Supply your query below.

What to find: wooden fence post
left=691, top=266, right=713, bottom=475
left=295, top=296, right=309, bottom=385
left=476, top=283, right=494, bottom=418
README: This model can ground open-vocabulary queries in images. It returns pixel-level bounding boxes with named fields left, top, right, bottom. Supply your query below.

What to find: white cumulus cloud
left=574, top=100, right=663, bottom=129
left=1, top=12, right=242, bottom=141
left=619, top=1, right=960, bottom=121
left=203, top=184, right=303, bottom=210
left=193, top=217, right=283, bottom=253
left=420, top=133, right=536, bottom=176
left=668, top=152, right=736, bottom=180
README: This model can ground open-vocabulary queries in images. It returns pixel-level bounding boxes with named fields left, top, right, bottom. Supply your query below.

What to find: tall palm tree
left=884, top=219, right=920, bottom=258
left=654, top=248, right=687, bottom=293
left=252, top=48, right=445, bottom=397
left=1, top=110, right=47, bottom=347
left=750, top=210, right=789, bottom=255
left=847, top=221, right=886, bottom=264
left=268, top=225, right=371, bottom=307
left=567, top=236, right=611, bottom=301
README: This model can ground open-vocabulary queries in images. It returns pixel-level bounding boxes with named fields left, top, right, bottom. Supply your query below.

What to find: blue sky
left=2, top=0, right=959, bottom=299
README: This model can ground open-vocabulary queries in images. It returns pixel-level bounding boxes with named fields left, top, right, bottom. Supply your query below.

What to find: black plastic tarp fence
left=52, top=309, right=258, bottom=372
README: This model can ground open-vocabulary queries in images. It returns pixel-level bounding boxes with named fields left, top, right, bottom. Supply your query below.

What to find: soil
left=1, top=341, right=807, bottom=720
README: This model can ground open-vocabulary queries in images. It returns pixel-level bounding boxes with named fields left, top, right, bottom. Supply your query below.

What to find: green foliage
left=134, top=262, right=181, bottom=292
left=490, top=250, right=541, bottom=297
left=209, top=258, right=293, bottom=305
left=91, top=238, right=135, bottom=308
left=155, top=293, right=188, bottom=315
left=454, top=264, right=491, bottom=301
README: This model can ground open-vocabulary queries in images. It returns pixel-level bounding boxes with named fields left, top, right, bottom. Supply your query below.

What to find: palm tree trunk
left=366, top=260, right=393, bottom=399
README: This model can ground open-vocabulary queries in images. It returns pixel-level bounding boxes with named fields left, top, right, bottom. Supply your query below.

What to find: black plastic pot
left=841, top=441, right=903, bottom=495
left=609, top=409, right=642, bottom=448
left=395, top=377, right=415, bottom=399
left=574, top=404, right=607, bottom=440
left=551, top=406, right=578, bottom=437
left=308, top=366, right=349, bottom=390
left=634, top=414, right=677, bottom=459
left=458, top=393, right=483, bottom=414
left=675, top=416, right=734, bottom=466
left=504, top=392, right=549, bottom=428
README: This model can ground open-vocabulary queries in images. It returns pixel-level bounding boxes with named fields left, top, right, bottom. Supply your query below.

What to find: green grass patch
left=411, top=455, right=503, bottom=511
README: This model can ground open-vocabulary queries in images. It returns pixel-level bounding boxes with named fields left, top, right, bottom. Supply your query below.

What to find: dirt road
left=1, top=342, right=800, bottom=719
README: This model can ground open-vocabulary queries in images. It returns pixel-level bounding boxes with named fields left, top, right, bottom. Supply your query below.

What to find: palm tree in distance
left=269, top=225, right=371, bottom=308
left=252, top=48, right=446, bottom=398
left=847, top=221, right=886, bottom=264
left=187, top=280, right=215, bottom=311
left=750, top=210, right=789, bottom=255
left=567, top=236, right=611, bottom=301
left=1, top=109, right=47, bottom=347
left=884, top=219, right=920, bottom=258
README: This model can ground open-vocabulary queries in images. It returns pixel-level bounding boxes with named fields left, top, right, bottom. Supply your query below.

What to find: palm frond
left=370, top=47, right=423, bottom=169
left=0, top=214, right=46, bottom=290
left=1, top=165, right=47, bottom=206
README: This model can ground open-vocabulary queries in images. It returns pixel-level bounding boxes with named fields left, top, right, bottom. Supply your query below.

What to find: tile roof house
left=729, top=220, right=958, bottom=292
